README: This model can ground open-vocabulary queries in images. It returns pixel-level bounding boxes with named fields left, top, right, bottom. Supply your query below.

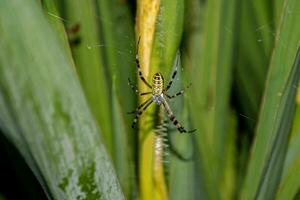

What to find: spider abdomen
left=152, top=73, right=164, bottom=95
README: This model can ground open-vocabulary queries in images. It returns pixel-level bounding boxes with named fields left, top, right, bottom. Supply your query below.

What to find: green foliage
left=241, top=0, right=300, bottom=198
left=0, top=0, right=123, bottom=199
left=0, top=0, right=300, bottom=199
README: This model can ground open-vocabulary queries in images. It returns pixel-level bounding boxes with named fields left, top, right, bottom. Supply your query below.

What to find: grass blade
left=63, top=0, right=113, bottom=153
left=275, top=47, right=300, bottom=199
left=187, top=0, right=238, bottom=198
left=136, top=0, right=184, bottom=199
left=94, top=0, right=137, bottom=198
left=111, top=77, right=136, bottom=199
left=234, top=0, right=274, bottom=131
left=135, top=1, right=161, bottom=199
left=95, top=0, right=136, bottom=121
left=168, top=62, right=199, bottom=200
left=0, top=0, right=124, bottom=198
left=241, top=0, right=300, bottom=197
left=41, top=0, right=74, bottom=64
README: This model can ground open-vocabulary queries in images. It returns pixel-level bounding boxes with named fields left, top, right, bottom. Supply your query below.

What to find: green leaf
left=187, top=0, right=238, bottom=198
left=111, top=77, right=136, bottom=199
left=241, top=0, right=300, bottom=197
left=94, top=1, right=137, bottom=198
left=150, top=0, right=185, bottom=77
left=136, top=0, right=185, bottom=199
left=0, top=0, right=124, bottom=199
left=167, top=55, right=199, bottom=200
left=62, top=0, right=113, bottom=153
left=41, top=0, right=74, bottom=63
left=95, top=0, right=136, bottom=151
left=275, top=48, right=300, bottom=200
left=234, top=0, right=274, bottom=131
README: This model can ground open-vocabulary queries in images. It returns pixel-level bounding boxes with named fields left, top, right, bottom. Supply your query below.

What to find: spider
left=128, top=40, right=196, bottom=133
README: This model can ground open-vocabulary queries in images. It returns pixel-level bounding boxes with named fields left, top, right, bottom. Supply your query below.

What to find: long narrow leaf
left=63, top=0, right=113, bottom=153
left=135, top=1, right=161, bottom=199
left=111, top=77, right=136, bottom=199
left=188, top=0, right=238, bottom=198
left=235, top=0, right=274, bottom=131
left=275, top=47, right=300, bottom=200
left=0, top=0, right=124, bottom=199
left=94, top=0, right=136, bottom=198
left=241, top=0, right=300, bottom=198
left=136, top=0, right=185, bottom=199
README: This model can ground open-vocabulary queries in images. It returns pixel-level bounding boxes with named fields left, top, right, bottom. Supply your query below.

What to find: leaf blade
left=241, top=0, right=300, bottom=197
left=0, top=0, right=124, bottom=198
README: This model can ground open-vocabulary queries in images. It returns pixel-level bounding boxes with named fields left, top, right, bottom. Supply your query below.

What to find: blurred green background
left=0, top=0, right=300, bottom=199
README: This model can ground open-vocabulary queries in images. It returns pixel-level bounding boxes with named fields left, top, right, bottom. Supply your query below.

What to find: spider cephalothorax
left=128, top=40, right=196, bottom=133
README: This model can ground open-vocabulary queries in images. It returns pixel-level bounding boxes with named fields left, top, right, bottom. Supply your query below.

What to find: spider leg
left=165, top=83, right=192, bottom=99
left=131, top=98, right=153, bottom=128
left=135, top=37, right=152, bottom=89
left=127, top=97, right=152, bottom=114
left=164, top=67, right=178, bottom=91
left=140, top=92, right=152, bottom=96
left=162, top=100, right=196, bottom=133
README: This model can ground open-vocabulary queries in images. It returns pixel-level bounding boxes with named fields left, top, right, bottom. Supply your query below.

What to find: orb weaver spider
left=128, top=40, right=196, bottom=133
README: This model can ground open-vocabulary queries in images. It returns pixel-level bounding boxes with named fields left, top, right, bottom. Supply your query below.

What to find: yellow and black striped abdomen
left=152, top=73, right=164, bottom=95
